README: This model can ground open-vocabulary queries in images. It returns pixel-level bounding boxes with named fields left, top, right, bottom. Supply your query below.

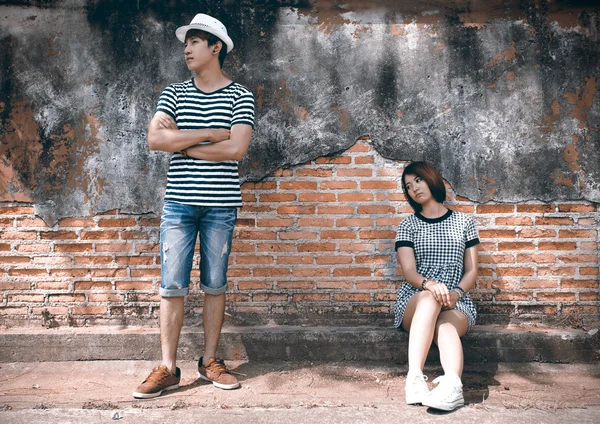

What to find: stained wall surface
left=1, top=1, right=599, bottom=225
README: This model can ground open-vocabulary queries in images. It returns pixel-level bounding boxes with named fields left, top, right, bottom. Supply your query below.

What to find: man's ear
left=212, top=40, right=223, bottom=54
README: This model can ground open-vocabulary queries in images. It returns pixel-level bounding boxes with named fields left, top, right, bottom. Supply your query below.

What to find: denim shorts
left=159, top=201, right=237, bottom=297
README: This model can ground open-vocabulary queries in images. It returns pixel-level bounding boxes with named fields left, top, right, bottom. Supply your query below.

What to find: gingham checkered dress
left=393, top=210, right=480, bottom=331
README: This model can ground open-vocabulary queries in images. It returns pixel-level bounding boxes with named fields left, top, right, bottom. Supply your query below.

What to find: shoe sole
left=197, top=371, right=240, bottom=390
left=405, top=396, right=426, bottom=405
left=132, top=384, right=179, bottom=399
left=422, top=398, right=464, bottom=411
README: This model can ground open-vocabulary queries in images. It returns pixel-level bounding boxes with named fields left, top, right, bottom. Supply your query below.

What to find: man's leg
left=161, top=296, right=185, bottom=373
left=202, top=293, right=226, bottom=359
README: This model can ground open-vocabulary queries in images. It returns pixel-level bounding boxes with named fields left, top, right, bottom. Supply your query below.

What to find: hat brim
left=175, top=24, right=234, bottom=53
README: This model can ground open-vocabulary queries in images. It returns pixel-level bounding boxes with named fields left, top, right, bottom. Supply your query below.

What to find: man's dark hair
left=401, top=161, right=447, bottom=213
left=185, top=29, right=227, bottom=68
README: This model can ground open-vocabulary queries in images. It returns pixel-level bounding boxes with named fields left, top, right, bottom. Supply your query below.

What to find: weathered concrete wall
left=0, top=1, right=599, bottom=224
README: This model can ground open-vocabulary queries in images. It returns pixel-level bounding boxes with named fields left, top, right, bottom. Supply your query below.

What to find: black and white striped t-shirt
left=156, top=79, right=255, bottom=207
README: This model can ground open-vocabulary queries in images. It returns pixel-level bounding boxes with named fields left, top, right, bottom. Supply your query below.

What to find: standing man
left=133, top=13, right=255, bottom=399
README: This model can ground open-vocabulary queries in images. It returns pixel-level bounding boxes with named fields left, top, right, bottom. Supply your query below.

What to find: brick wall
left=1, top=140, right=598, bottom=328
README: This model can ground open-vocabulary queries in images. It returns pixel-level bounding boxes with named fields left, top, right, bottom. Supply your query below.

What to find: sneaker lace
left=206, top=358, right=229, bottom=376
left=144, top=367, right=169, bottom=384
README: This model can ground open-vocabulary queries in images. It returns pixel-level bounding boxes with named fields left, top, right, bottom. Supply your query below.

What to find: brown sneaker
left=197, top=357, right=240, bottom=390
left=133, top=365, right=181, bottom=399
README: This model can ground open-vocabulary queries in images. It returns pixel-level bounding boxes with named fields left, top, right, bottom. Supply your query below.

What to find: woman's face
left=404, top=174, right=433, bottom=205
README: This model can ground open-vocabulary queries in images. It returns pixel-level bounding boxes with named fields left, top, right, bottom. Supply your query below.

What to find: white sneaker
left=405, top=373, right=430, bottom=405
left=422, top=375, right=464, bottom=411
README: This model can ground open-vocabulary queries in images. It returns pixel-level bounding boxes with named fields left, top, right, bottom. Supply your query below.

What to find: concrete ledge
left=1, top=325, right=598, bottom=363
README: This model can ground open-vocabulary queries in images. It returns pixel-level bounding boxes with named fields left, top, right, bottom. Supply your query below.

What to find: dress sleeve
left=395, top=217, right=414, bottom=250
left=156, top=85, right=177, bottom=119
left=464, top=215, right=480, bottom=248
left=231, top=87, right=255, bottom=128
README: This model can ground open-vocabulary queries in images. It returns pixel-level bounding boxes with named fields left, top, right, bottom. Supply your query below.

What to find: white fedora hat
left=175, top=13, right=234, bottom=53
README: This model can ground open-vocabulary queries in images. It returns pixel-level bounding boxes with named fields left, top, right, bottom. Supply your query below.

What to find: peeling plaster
left=0, top=1, right=599, bottom=224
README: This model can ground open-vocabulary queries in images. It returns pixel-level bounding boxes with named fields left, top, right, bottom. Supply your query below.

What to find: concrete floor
left=1, top=360, right=599, bottom=423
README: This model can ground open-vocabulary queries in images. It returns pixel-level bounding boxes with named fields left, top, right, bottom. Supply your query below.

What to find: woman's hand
left=442, top=290, right=460, bottom=311
left=425, top=280, right=452, bottom=308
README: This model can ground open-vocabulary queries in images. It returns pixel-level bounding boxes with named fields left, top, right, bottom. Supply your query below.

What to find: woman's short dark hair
left=401, top=161, right=447, bottom=213
left=185, top=29, right=227, bottom=68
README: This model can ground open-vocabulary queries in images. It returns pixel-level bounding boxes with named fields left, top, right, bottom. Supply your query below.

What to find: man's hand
left=209, top=129, right=231, bottom=143
left=156, top=114, right=177, bottom=130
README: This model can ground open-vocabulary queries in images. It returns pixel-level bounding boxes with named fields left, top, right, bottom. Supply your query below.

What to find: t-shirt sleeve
left=464, top=215, right=480, bottom=248
left=395, top=217, right=414, bottom=250
left=231, top=87, right=255, bottom=128
left=156, top=85, right=177, bottom=119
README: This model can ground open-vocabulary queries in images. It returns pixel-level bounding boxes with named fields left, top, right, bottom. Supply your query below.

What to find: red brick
left=277, top=205, right=315, bottom=215
left=538, top=267, right=575, bottom=276
left=33, top=256, right=72, bottom=265
left=538, top=242, right=577, bottom=251
left=98, top=218, right=136, bottom=227
left=557, top=203, right=596, bottom=212
left=292, top=293, right=330, bottom=302
left=360, top=181, right=398, bottom=190
left=516, top=204, right=555, bottom=213
left=347, top=143, right=371, bottom=152
left=496, top=267, right=534, bottom=276
left=559, top=230, right=597, bottom=238
left=337, top=218, right=373, bottom=227
left=49, top=269, right=88, bottom=277
left=376, top=218, right=400, bottom=226
left=577, top=218, right=596, bottom=225
left=450, top=205, right=475, bottom=213
left=359, top=230, right=396, bottom=239
left=562, top=306, right=599, bottom=315
left=49, top=294, right=86, bottom=302
left=377, top=168, right=403, bottom=177
left=231, top=243, right=255, bottom=253
left=59, top=218, right=96, bottom=227
left=498, top=242, right=535, bottom=251
left=334, top=293, right=371, bottom=302
left=352, top=305, right=389, bottom=314
left=479, top=254, right=515, bottom=264
left=252, top=293, right=288, bottom=302
left=477, top=205, right=515, bottom=214
left=135, top=244, right=160, bottom=253
left=74, top=256, right=113, bottom=265
left=561, top=279, right=598, bottom=289
left=321, top=230, right=356, bottom=239
left=580, top=293, right=600, bottom=301
left=72, top=306, right=107, bottom=315
left=0, top=307, right=28, bottom=315
left=321, top=181, right=358, bottom=190
left=517, top=229, right=556, bottom=238
left=355, top=255, right=388, bottom=264
left=257, top=219, right=294, bottom=227
left=581, top=267, right=598, bottom=275
left=580, top=242, right=598, bottom=250
left=130, top=269, right=160, bottom=277
left=242, top=193, right=257, bottom=202
left=336, top=168, right=372, bottom=177
left=9, top=269, right=48, bottom=276
left=276, top=256, right=313, bottom=265
left=74, top=281, right=112, bottom=290
left=238, top=230, right=277, bottom=240
left=279, top=181, right=318, bottom=190
left=116, top=256, right=155, bottom=265
left=2, top=231, right=37, bottom=240
left=536, top=292, right=576, bottom=301
left=0, top=256, right=31, bottom=264
left=8, top=294, right=45, bottom=302
left=116, top=281, right=153, bottom=290
left=520, top=279, right=558, bottom=289
left=55, top=243, right=93, bottom=253
left=354, top=156, right=375, bottom=164
left=0, top=206, right=34, bottom=214
left=40, top=231, right=78, bottom=240
left=559, top=255, right=597, bottom=264
left=88, top=294, right=123, bottom=302
left=316, top=256, right=353, bottom=264
left=535, top=217, right=574, bottom=225
left=296, top=169, right=334, bottom=177
left=479, top=230, right=517, bottom=238
left=242, top=181, right=277, bottom=190
left=257, top=243, right=295, bottom=252
left=317, top=206, right=355, bottom=214
left=81, top=231, right=119, bottom=240
left=495, top=217, right=533, bottom=226
left=139, top=218, right=160, bottom=226
left=297, top=218, right=334, bottom=227
left=253, top=268, right=290, bottom=277
left=17, top=218, right=48, bottom=227
left=339, top=243, right=376, bottom=252
left=315, top=156, right=351, bottom=164
left=238, top=281, right=273, bottom=290
left=121, top=231, right=151, bottom=240
left=279, top=231, right=318, bottom=240
left=259, top=193, right=297, bottom=202
left=96, top=243, right=133, bottom=253
left=333, top=268, right=371, bottom=277
left=236, top=255, right=274, bottom=264
left=358, top=206, right=395, bottom=214
left=98, top=209, right=119, bottom=215
left=297, top=243, right=336, bottom=252
left=15, top=243, right=50, bottom=253
left=516, top=254, right=556, bottom=263
left=32, top=306, right=69, bottom=315
left=91, top=269, right=128, bottom=278
left=36, top=282, right=70, bottom=290
left=0, top=244, right=11, bottom=252
left=495, top=292, right=531, bottom=301
left=278, top=281, right=314, bottom=289
left=517, top=305, right=558, bottom=315
left=338, top=193, right=374, bottom=202
left=292, top=268, right=330, bottom=277
left=299, top=193, right=337, bottom=202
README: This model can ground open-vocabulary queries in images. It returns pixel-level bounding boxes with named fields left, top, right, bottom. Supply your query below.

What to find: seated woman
left=394, top=161, right=480, bottom=411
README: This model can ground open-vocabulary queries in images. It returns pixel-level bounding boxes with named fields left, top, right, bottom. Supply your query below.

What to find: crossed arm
left=147, top=111, right=253, bottom=161
left=397, top=245, right=478, bottom=309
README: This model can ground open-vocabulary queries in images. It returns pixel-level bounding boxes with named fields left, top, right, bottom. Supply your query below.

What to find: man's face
left=184, top=36, right=214, bottom=71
